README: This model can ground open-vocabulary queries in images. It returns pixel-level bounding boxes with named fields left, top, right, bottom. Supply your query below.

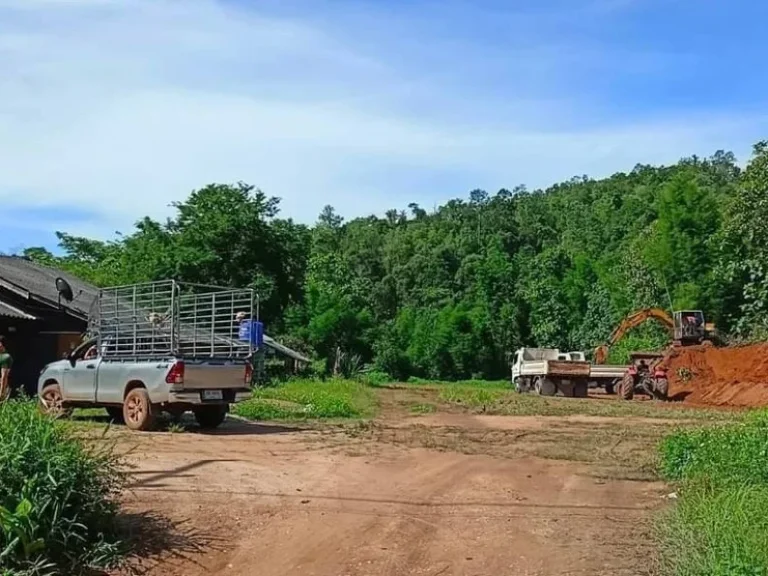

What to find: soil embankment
left=667, top=343, right=768, bottom=407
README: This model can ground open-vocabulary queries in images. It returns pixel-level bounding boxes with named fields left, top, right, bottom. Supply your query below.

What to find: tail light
left=244, top=362, right=253, bottom=385
left=166, top=361, right=185, bottom=385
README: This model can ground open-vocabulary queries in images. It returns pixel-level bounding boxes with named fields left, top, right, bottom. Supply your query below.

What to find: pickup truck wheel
left=535, top=377, right=557, bottom=397
left=123, top=388, right=157, bottom=431
left=620, top=374, right=635, bottom=401
left=39, top=384, right=72, bottom=419
left=194, top=405, right=228, bottom=429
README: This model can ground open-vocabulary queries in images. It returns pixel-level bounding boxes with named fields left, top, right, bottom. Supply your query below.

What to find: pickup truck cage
left=88, top=280, right=259, bottom=361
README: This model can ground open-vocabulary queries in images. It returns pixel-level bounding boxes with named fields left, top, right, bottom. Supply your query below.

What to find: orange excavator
left=593, top=308, right=717, bottom=365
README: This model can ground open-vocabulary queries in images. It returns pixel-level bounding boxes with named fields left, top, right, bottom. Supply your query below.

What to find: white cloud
left=0, top=0, right=765, bottom=244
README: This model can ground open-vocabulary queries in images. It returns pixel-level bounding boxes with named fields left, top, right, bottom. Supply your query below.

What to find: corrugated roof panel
left=0, top=298, right=37, bottom=320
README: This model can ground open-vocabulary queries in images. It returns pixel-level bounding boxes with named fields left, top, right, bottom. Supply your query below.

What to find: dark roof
left=0, top=256, right=98, bottom=319
left=0, top=295, right=37, bottom=320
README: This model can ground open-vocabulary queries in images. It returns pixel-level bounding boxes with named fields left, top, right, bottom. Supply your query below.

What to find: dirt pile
left=666, top=343, right=768, bottom=407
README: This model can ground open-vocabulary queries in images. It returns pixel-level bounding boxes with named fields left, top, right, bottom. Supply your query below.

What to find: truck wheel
left=123, top=388, right=157, bottom=431
left=654, top=378, right=669, bottom=400
left=535, top=377, right=557, bottom=397
left=574, top=379, right=588, bottom=398
left=106, top=406, right=125, bottom=424
left=513, top=378, right=523, bottom=393
left=194, top=405, right=228, bottom=429
left=605, top=379, right=618, bottom=395
left=39, top=383, right=72, bottom=419
left=620, top=374, right=635, bottom=401
left=559, top=381, right=575, bottom=397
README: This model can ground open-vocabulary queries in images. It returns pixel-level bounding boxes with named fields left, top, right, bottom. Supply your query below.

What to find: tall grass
left=0, top=400, right=126, bottom=575
left=234, top=378, right=376, bottom=420
left=658, top=410, right=768, bottom=575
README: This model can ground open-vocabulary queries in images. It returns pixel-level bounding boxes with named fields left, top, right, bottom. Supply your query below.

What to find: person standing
left=0, top=336, right=12, bottom=401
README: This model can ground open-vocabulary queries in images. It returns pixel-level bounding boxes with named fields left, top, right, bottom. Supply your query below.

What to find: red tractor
left=619, top=352, right=669, bottom=401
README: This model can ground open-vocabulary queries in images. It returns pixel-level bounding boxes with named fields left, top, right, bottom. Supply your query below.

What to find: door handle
left=156, top=364, right=167, bottom=369
left=86, top=364, right=95, bottom=369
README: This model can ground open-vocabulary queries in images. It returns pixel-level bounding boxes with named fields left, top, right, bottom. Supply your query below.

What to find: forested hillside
left=24, top=142, right=768, bottom=380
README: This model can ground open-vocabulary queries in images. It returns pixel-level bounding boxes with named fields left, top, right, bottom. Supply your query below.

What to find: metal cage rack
left=89, top=280, right=259, bottom=360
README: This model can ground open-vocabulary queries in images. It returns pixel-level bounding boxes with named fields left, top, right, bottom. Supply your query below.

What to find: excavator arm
left=593, top=308, right=674, bottom=365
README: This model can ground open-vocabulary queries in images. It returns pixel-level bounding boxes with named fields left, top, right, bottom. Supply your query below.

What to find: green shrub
left=657, top=480, right=768, bottom=576
left=660, top=418, right=768, bottom=485
left=0, top=400, right=125, bottom=575
left=658, top=410, right=768, bottom=576
left=235, top=378, right=375, bottom=420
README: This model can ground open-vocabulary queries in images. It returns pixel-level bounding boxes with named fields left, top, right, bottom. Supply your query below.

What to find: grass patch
left=657, top=410, right=768, bottom=575
left=234, top=378, right=376, bottom=421
left=404, top=377, right=509, bottom=388
left=657, top=480, right=768, bottom=576
left=435, top=384, right=734, bottom=421
left=408, top=403, right=436, bottom=414
left=0, top=400, right=126, bottom=575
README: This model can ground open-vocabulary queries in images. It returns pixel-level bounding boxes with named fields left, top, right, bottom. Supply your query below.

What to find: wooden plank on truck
left=548, top=361, right=591, bottom=377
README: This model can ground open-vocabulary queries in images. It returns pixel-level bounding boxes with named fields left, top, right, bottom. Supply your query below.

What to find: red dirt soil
left=666, top=343, right=768, bottom=407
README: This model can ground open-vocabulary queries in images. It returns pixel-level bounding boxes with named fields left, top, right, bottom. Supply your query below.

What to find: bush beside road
left=0, top=400, right=125, bottom=576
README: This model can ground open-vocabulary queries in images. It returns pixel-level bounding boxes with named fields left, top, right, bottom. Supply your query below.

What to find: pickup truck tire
left=534, top=377, right=557, bottom=397
left=620, top=374, right=635, bottom=401
left=39, top=383, right=73, bottom=419
left=123, top=388, right=157, bottom=431
left=194, top=405, right=228, bottom=429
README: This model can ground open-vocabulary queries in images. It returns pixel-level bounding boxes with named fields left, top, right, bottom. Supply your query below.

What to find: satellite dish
left=55, top=277, right=74, bottom=303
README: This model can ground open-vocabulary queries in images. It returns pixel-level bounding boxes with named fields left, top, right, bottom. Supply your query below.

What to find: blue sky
left=1, top=0, right=767, bottom=253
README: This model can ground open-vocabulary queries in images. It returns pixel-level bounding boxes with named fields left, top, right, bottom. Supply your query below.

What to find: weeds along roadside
left=657, top=409, right=768, bottom=575
left=0, top=399, right=127, bottom=576
left=233, top=378, right=377, bottom=420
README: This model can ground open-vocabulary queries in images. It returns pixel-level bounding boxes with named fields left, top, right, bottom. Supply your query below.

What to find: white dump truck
left=37, top=280, right=262, bottom=431
left=511, top=348, right=628, bottom=397
left=511, top=348, right=592, bottom=397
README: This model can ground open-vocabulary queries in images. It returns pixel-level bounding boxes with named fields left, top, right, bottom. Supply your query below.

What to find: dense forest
left=23, top=141, right=768, bottom=380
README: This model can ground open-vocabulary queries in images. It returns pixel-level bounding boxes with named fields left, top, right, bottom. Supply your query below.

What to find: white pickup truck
left=511, top=348, right=628, bottom=397
left=38, top=280, right=260, bottom=431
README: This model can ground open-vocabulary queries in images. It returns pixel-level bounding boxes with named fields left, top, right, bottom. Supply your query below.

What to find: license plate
left=202, top=390, right=223, bottom=401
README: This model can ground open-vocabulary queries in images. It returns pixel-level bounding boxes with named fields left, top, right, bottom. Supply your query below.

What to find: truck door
left=511, top=351, right=521, bottom=381
left=63, top=357, right=99, bottom=402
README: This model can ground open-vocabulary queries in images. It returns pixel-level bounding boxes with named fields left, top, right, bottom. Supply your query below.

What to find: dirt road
left=116, top=407, right=667, bottom=576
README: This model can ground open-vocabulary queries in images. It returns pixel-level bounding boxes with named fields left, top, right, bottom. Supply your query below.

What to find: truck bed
left=589, top=365, right=628, bottom=380
left=519, top=360, right=591, bottom=378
